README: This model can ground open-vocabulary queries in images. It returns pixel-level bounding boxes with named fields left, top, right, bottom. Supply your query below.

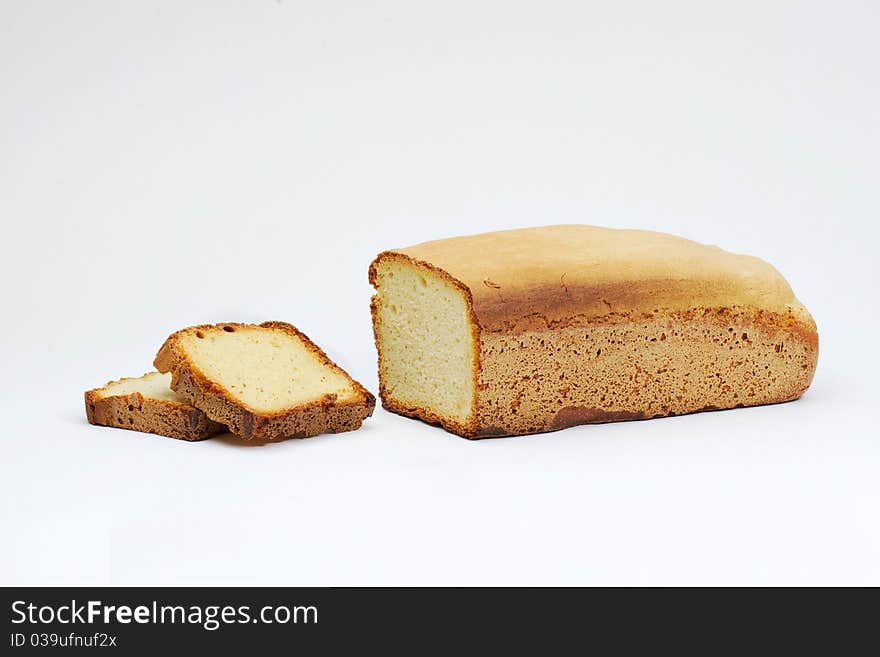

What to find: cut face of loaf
left=85, top=372, right=225, bottom=441
left=369, top=257, right=479, bottom=435
left=369, top=225, right=819, bottom=438
left=154, top=321, right=375, bottom=440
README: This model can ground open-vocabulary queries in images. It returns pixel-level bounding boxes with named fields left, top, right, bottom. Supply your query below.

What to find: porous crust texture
left=84, top=377, right=224, bottom=442
left=473, top=307, right=817, bottom=437
left=370, top=225, right=819, bottom=439
left=154, top=321, right=375, bottom=441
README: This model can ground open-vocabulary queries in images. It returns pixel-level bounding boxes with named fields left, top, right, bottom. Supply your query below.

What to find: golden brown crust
left=465, top=308, right=818, bottom=438
left=370, top=226, right=820, bottom=439
left=389, top=225, right=815, bottom=333
left=154, top=321, right=375, bottom=441
left=84, top=379, right=224, bottom=442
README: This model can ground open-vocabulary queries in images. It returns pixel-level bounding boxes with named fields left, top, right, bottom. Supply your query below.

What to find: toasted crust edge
left=154, top=321, right=376, bottom=440
left=84, top=377, right=224, bottom=442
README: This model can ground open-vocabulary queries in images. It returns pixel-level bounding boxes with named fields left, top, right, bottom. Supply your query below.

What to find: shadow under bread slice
left=85, top=371, right=225, bottom=441
left=154, top=321, right=375, bottom=441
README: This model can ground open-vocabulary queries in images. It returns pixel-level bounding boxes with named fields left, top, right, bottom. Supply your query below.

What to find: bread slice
left=369, top=225, right=819, bottom=438
left=85, top=372, right=225, bottom=441
left=154, top=321, right=375, bottom=440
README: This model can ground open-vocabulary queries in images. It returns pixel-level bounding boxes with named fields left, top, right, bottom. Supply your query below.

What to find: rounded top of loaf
left=374, top=224, right=815, bottom=332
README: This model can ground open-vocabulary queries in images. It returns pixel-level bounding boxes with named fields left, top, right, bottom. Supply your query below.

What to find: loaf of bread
left=369, top=225, right=818, bottom=438
left=84, top=372, right=225, bottom=441
left=154, top=321, right=375, bottom=440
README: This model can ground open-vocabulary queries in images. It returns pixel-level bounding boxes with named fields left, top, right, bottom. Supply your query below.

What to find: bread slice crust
left=154, top=321, right=375, bottom=440
left=85, top=374, right=224, bottom=441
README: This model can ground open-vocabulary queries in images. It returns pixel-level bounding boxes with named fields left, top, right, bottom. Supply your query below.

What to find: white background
left=2, top=1, right=878, bottom=586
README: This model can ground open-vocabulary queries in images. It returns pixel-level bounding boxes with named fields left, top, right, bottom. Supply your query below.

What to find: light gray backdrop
left=2, top=0, right=878, bottom=585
